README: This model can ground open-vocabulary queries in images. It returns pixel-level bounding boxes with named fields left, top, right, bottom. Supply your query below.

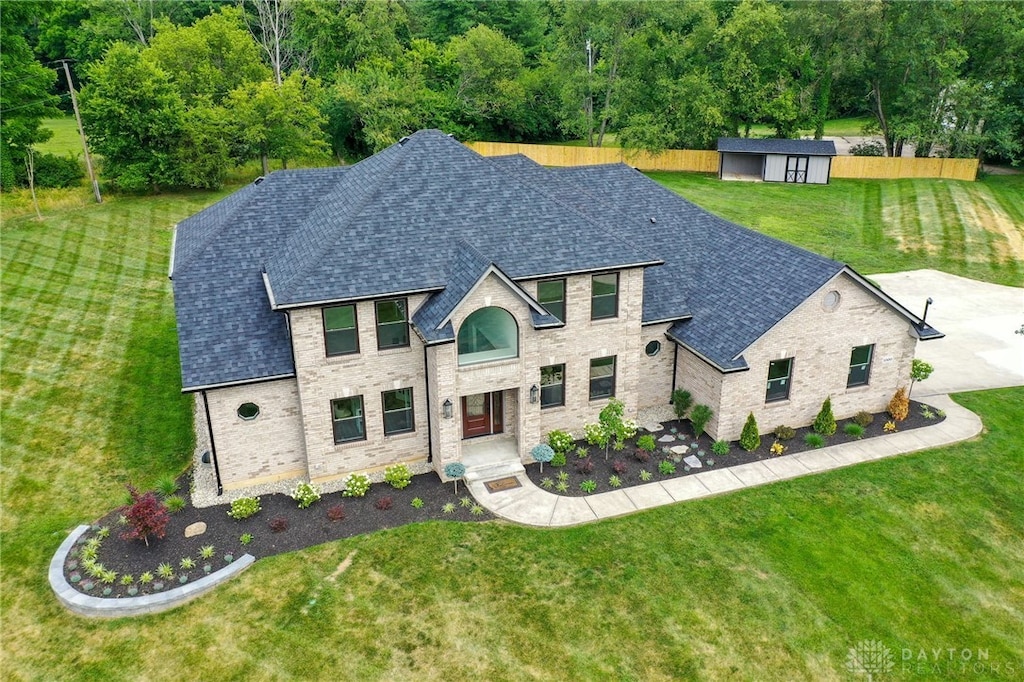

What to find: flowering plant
left=291, top=481, right=321, bottom=508
left=342, top=472, right=371, bottom=497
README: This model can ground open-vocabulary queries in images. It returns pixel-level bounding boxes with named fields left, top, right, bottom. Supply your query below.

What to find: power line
left=0, top=93, right=69, bottom=116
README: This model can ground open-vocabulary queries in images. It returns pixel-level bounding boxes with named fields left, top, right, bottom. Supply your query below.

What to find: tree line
left=3, top=0, right=1021, bottom=193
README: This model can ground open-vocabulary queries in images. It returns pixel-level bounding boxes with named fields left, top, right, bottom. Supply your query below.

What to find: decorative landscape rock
left=683, top=455, right=703, bottom=469
left=658, top=435, right=676, bottom=443
left=644, top=423, right=664, bottom=433
left=670, top=445, right=689, bottom=455
left=184, top=522, right=207, bottom=538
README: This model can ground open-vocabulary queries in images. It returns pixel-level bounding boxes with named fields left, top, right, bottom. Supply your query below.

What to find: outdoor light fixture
left=922, top=297, right=934, bottom=323
left=530, top=384, right=539, bottom=404
left=442, top=398, right=453, bottom=419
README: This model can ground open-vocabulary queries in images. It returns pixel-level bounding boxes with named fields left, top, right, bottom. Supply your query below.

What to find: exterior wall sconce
left=442, top=398, right=453, bottom=419
left=529, top=384, right=539, bottom=404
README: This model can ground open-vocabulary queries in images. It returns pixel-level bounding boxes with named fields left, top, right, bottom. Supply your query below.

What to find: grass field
left=34, top=116, right=84, bottom=157
left=649, top=172, right=1024, bottom=288
left=2, top=169, right=1022, bottom=678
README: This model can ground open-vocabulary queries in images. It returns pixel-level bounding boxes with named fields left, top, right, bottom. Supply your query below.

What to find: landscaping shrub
left=374, top=496, right=393, bottom=511
left=579, top=480, right=597, bottom=493
left=689, top=404, right=713, bottom=438
left=611, top=459, right=628, bottom=475
left=164, top=495, right=186, bottom=513
left=574, top=457, right=594, bottom=475
left=910, top=358, right=934, bottom=398
left=608, top=475, right=622, bottom=488
left=443, top=462, right=467, bottom=494
left=531, top=443, right=555, bottom=472
left=712, top=439, right=730, bottom=455
left=120, top=485, right=170, bottom=546
left=634, top=449, right=651, bottom=463
left=773, top=424, right=796, bottom=440
left=636, top=434, right=656, bottom=452
left=326, top=504, right=346, bottom=521
left=740, top=413, right=761, bottom=452
left=813, top=397, right=837, bottom=436
left=550, top=451, right=566, bottom=467
left=32, top=152, right=85, bottom=188
left=671, top=389, right=693, bottom=419
left=155, top=475, right=179, bottom=497
left=227, top=496, right=261, bottom=520
left=547, top=429, right=574, bottom=454
left=850, top=140, right=884, bottom=156
left=888, top=387, right=910, bottom=421
left=883, top=420, right=898, bottom=433
left=291, top=481, right=321, bottom=508
left=769, top=441, right=786, bottom=456
left=268, top=516, right=289, bottom=533
left=853, top=411, right=874, bottom=427
left=844, top=423, right=865, bottom=438
left=658, top=460, right=676, bottom=475
left=384, top=464, right=413, bottom=489
left=342, top=472, right=371, bottom=497
left=804, top=433, right=826, bottom=448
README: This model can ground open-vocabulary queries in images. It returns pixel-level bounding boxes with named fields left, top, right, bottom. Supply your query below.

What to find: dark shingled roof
left=717, top=137, right=837, bottom=156
left=173, top=131, right=933, bottom=390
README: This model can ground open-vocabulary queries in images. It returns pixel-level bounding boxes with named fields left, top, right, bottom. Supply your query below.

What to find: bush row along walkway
left=466, top=395, right=982, bottom=527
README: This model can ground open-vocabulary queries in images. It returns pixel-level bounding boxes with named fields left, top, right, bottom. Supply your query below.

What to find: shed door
left=785, top=156, right=809, bottom=183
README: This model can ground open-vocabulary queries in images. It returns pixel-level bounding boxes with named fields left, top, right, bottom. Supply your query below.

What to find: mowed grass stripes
left=648, top=172, right=1024, bottom=287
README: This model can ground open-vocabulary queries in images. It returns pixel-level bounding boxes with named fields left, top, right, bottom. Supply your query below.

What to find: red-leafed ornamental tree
left=120, top=484, right=170, bottom=547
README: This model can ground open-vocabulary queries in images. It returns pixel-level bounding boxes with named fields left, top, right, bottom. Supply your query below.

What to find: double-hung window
left=382, top=388, right=415, bottom=435
left=590, top=273, right=619, bottom=320
left=847, top=345, right=874, bottom=387
left=323, top=304, right=358, bottom=356
left=589, top=356, right=616, bottom=399
left=331, top=396, right=365, bottom=443
left=537, top=279, right=566, bottom=322
left=375, top=299, right=409, bottom=349
left=766, top=358, right=793, bottom=402
left=540, top=364, right=565, bottom=408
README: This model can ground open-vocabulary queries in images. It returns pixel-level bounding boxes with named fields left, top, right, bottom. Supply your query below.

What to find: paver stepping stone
left=644, top=423, right=664, bottom=433
left=683, top=454, right=703, bottom=469
left=658, top=435, right=676, bottom=443
left=670, top=445, right=689, bottom=455
left=184, top=522, right=207, bottom=538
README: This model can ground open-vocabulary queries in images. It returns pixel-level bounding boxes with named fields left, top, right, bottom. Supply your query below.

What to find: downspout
left=423, top=344, right=433, bottom=463
left=201, top=390, right=223, bottom=496
left=670, top=340, right=679, bottom=402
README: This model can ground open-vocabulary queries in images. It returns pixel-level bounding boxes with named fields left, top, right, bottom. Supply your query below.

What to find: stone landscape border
left=50, top=525, right=255, bottom=618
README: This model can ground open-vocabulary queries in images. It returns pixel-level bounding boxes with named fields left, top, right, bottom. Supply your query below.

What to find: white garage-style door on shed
left=717, top=138, right=836, bottom=184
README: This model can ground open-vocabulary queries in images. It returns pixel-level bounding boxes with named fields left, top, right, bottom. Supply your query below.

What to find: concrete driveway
left=871, top=269, right=1024, bottom=396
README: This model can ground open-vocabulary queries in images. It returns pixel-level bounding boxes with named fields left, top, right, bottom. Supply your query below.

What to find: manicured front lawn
left=649, top=172, right=1024, bottom=288
left=2, top=183, right=1021, bottom=680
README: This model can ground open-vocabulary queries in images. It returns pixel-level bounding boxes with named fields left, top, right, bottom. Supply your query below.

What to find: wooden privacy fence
left=466, top=141, right=978, bottom=181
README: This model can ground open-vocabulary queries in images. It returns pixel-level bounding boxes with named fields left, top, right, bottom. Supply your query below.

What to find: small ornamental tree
left=531, top=444, right=554, bottom=473
left=120, top=484, right=170, bottom=547
left=671, top=389, right=693, bottom=420
left=444, top=462, right=466, bottom=495
left=908, top=358, right=934, bottom=398
left=689, top=404, right=713, bottom=439
left=888, top=386, right=910, bottom=422
left=812, top=397, right=837, bottom=436
left=740, top=413, right=761, bottom=452
left=595, top=398, right=637, bottom=460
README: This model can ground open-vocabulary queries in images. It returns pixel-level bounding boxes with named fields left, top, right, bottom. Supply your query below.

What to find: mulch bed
left=64, top=473, right=489, bottom=599
left=523, top=401, right=944, bottom=498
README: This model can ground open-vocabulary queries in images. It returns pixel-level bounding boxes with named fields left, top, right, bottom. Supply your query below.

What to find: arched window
left=457, top=307, right=518, bottom=366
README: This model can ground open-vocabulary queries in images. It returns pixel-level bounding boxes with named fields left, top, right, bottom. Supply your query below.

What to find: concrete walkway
left=466, top=395, right=982, bottom=528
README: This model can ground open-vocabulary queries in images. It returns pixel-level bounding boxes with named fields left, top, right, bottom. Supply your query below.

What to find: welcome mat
left=484, top=476, right=522, bottom=493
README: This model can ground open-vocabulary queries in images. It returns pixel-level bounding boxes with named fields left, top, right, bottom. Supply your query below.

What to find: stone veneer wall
left=203, top=379, right=307, bottom=490
left=677, top=272, right=918, bottom=441
left=289, top=295, right=431, bottom=483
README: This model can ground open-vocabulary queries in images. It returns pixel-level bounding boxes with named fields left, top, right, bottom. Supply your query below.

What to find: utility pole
left=57, top=59, right=101, bottom=204
left=585, top=39, right=594, bottom=147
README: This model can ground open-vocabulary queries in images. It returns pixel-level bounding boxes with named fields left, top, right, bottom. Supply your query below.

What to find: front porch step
left=463, top=459, right=526, bottom=483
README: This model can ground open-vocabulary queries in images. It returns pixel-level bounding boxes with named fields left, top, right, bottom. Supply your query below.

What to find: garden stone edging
left=50, top=525, right=255, bottom=618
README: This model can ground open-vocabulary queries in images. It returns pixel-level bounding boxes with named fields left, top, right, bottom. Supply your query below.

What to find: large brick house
left=171, top=130, right=941, bottom=493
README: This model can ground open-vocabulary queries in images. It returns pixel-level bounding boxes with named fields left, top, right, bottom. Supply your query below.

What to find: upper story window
left=331, top=396, right=365, bottom=444
left=375, top=299, right=409, bottom=350
left=766, top=358, right=793, bottom=402
left=537, top=279, right=566, bottom=322
left=323, top=304, right=359, bottom=356
left=847, top=344, right=874, bottom=387
left=540, top=364, right=565, bottom=408
left=458, top=307, right=518, bottom=366
left=591, top=273, right=619, bottom=320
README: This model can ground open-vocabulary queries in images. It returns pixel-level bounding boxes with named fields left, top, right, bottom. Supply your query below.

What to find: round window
left=822, top=290, right=841, bottom=311
left=645, top=340, right=662, bottom=357
left=237, top=402, right=260, bottom=420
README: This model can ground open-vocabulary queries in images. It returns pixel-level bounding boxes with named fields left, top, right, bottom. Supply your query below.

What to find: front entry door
left=462, top=392, right=504, bottom=439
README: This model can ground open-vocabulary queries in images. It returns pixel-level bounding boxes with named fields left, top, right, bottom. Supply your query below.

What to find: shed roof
left=717, top=137, right=837, bottom=156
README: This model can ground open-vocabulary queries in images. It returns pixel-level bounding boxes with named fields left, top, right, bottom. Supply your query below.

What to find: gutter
left=200, top=390, right=223, bottom=496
